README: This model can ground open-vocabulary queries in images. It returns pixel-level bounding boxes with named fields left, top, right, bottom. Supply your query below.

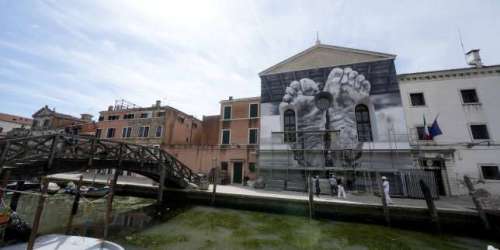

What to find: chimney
left=228, top=96, right=233, bottom=101
left=465, top=49, right=483, bottom=68
left=155, top=100, right=161, bottom=107
left=80, top=114, right=93, bottom=122
left=108, top=105, right=113, bottom=111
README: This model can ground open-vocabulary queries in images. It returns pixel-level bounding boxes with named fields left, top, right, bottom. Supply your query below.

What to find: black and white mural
left=260, top=59, right=408, bottom=168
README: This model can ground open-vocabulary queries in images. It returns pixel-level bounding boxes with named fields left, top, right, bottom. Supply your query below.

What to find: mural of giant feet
left=279, top=67, right=371, bottom=167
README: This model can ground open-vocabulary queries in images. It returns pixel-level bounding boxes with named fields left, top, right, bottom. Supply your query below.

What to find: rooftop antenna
left=315, top=31, right=321, bottom=45
left=457, top=28, right=468, bottom=64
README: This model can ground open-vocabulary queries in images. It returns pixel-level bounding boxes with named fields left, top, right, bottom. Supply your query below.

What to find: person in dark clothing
left=314, top=175, right=321, bottom=197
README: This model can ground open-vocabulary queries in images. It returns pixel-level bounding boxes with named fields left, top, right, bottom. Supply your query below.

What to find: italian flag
left=423, top=114, right=431, bottom=140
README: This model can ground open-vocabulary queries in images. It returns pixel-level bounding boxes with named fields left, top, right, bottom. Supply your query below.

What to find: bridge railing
left=0, top=134, right=196, bottom=187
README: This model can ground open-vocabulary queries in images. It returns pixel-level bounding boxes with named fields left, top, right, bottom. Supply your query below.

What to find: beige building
left=31, top=105, right=92, bottom=134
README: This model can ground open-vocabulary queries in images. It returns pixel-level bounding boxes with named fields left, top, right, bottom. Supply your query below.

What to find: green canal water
left=6, top=193, right=498, bottom=250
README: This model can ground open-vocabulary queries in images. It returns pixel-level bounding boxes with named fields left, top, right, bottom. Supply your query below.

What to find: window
left=355, top=104, right=373, bottom=142
left=138, top=126, right=150, bottom=137
left=470, top=124, right=489, bottom=140
left=249, top=128, right=258, bottom=144
left=221, top=129, right=230, bottom=144
left=192, top=123, right=198, bottom=129
left=223, top=106, right=232, bottom=120
left=43, top=119, right=50, bottom=127
left=221, top=162, right=228, bottom=171
left=156, top=111, right=165, bottom=117
left=155, top=126, right=163, bottom=137
left=95, top=129, right=102, bottom=138
left=140, top=113, right=149, bottom=118
left=249, top=103, right=259, bottom=118
left=283, top=109, right=296, bottom=142
left=410, top=93, right=425, bottom=106
left=481, top=166, right=500, bottom=180
left=248, top=162, right=256, bottom=173
left=123, top=114, right=135, bottom=119
left=122, top=127, right=132, bottom=138
left=108, top=115, right=119, bottom=120
left=461, top=89, right=479, bottom=104
left=98, top=116, right=104, bottom=121
left=106, top=128, right=116, bottom=138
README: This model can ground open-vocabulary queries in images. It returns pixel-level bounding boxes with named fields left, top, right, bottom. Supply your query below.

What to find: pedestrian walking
left=382, top=176, right=393, bottom=204
left=329, top=174, right=337, bottom=196
left=314, top=175, right=321, bottom=197
left=337, top=176, right=346, bottom=199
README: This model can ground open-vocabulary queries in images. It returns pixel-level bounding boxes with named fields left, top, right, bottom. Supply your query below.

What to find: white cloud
left=1, top=0, right=500, bottom=119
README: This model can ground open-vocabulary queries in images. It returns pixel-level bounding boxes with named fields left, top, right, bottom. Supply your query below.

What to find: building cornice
left=398, top=64, right=500, bottom=83
left=220, top=96, right=260, bottom=104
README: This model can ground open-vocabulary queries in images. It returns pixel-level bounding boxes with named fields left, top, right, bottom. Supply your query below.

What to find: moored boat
left=82, top=186, right=110, bottom=198
left=46, top=182, right=60, bottom=195
left=2, top=234, right=124, bottom=250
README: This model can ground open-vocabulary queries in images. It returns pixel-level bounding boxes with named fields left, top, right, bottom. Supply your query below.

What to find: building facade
left=399, top=63, right=500, bottom=195
left=0, top=113, right=32, bottom=138
left=258, top=42, right=415, bottom=193
left=165, top=97, right=260, bottom=184
left=95, top=100, right=202, bottom=147
left=31, top=105, right=91, bottom=133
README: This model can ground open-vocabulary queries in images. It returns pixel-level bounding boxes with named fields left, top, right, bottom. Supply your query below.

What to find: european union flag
left=429, top=117, right=442, bottom=138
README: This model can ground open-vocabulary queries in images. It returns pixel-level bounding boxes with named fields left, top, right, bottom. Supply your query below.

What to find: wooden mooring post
left=376, top=172, right=391, bottom=226
left=211, top=167, right=218, bottom=206
left=65, top=175, right=83, bottom=234
left=103, top=170, right=121, bottom=240
left=308, top=174, right=314, bottom=219
left=27, top=177, right=49, bottom=250
left=464, top=175, right=491, bottom=231
left=157, top=163, right=167, bottom=208
left=9, top=180, right=24, bottom=211
left=419, top=180, right=441, bottom=234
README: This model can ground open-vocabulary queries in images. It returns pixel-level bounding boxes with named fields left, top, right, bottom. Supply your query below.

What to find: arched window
left=283, top=109, right=296, bottom=142
left=355, top=104, right=372, bottom=142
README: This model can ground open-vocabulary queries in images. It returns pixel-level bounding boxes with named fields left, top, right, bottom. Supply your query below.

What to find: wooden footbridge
left=0, top=134, right=198, bottom=188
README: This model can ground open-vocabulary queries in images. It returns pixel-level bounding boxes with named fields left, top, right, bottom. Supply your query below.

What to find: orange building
left=165, top=96, right=260, bottom=184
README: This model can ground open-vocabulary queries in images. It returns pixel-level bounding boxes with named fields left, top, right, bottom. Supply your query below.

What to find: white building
left=0, top=113, right=32, bottom=137
left=399, top=61, right=500, bottom=195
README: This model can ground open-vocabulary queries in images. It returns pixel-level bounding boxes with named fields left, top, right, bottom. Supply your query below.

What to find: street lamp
left=314, top=91, right=334, bottom=168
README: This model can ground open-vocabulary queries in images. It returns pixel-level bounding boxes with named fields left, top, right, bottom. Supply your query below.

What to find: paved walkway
left=49, top=173, right=477, bottom=212
left=209, top=184, right=476, bottom=212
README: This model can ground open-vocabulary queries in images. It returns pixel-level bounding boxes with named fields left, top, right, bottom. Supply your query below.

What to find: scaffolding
left=260, top=129, right=441, bottom=199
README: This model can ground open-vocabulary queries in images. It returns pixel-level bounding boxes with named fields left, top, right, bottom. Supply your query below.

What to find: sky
left=1, top=0, right=500, bottom=119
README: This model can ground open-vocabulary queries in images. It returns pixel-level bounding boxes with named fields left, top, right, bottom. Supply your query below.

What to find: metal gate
left=401, top=169, right=439, bottom=199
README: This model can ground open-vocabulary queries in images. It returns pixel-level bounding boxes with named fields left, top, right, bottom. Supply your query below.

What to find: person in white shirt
left=382, top=176, right=393, bottom=204
left=337, top=177, right=346, bottom=199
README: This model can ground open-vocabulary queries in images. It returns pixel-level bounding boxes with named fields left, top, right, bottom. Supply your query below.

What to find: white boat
left=2, top=234, right=124, bottom=250
left=46, top=182, right=60, bottom=194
